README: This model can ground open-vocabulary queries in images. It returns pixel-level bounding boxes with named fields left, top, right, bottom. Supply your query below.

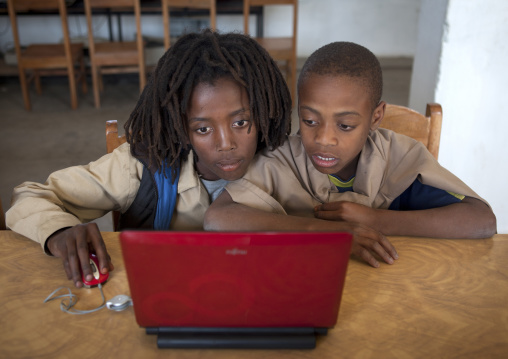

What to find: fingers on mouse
left=81, top=253, right=109, bottom=288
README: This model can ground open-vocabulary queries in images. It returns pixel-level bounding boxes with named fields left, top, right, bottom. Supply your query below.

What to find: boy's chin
left=217, top=170, right=247, bottom=182
left=315, top=167, right=340, bottom=176
left=312, top=163, right=352, bottom=180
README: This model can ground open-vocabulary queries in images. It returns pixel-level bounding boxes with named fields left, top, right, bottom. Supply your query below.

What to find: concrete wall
left=262, top=0, right=421, bottom=57
left=410, top=0, right=508, bottom=233
left=408, top=0, right=448, bottom=113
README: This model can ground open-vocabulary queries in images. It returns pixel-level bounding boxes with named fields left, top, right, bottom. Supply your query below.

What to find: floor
left=0, top=57, right=412, bottom=231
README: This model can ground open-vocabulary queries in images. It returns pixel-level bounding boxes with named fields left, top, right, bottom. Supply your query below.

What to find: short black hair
left=124, top=29, right=291, bottom=180
left=298, top=41, right=383, bottom=109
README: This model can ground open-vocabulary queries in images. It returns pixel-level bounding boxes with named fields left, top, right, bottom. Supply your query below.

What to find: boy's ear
left=370, top=101, right=386, bottom=131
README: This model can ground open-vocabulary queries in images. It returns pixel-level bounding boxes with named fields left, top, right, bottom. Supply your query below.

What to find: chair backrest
left=243, top=0, right=298, bottom=101
left=7, top=0, right=78, bottom=110
left=84, top=0, right=145, bottom=108
left=106, top=120, right=127, bottom=230
left=243, top=0, right=298, bottom=37
left=161, top=0, right=217, bottom=50
left=84, top=0, right=144, bottom=55
left=381, top=103, right=442, bottom=160
left=8, top=0, right=73, bottom=58
left=106, top=120, right=127, bottom=154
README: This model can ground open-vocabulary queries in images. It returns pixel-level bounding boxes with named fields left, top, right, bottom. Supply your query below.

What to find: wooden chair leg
left=80, top=59, right=88, bottom=94
left=99, top=71, right=104, bottom=93
left=34, top=71, right=42, bottom=95
left=139, top=65, right=146, bottom=93
left=67, top=64, right=78, bottom=110
left=18, top=67, right=31, bottom=111
left=91, top=65, right=101, bottom=108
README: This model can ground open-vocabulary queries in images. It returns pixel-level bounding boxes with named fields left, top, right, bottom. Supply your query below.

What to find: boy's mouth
left=216, top=159, right=243, bottom=172
left=312, top=154, right=339, bottom=168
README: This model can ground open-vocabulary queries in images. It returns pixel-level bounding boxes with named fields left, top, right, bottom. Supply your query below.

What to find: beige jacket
left=226, top=129, right=486, bottom=217
left=6, top=142, right=210, bottom=250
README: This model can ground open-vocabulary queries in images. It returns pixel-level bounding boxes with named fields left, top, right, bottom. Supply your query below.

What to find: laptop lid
left=120, top=231, right=352, bottom=329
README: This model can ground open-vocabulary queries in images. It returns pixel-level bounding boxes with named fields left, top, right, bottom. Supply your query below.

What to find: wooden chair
left=7, top=0, right=87, bottom=111
left=162, top=0, right=217, bottom=50
left=84, top=0, right=146, bottom=108
left=106, top=120, right=127, bottom=230
left=0, top=198, right=6, bottom=230
left=243, top=0, right=298, bottom=103
left=381, top=103, right=443, bottom=160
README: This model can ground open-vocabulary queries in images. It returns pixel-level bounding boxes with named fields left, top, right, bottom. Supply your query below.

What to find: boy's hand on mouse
left=46, top=223, right=114, bottom=288
left=314, top=201, right=376, bottom=227
left=348, top=223, right=398, bottom=268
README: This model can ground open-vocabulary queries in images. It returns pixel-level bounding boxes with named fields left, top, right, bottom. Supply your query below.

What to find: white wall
left=408, top=0, right=447, bottom=113
left=410, top=0, right=508, bottom=233
left=256, top=0, right=421, bottom=57
left=226, top=0, right=421, bottom=58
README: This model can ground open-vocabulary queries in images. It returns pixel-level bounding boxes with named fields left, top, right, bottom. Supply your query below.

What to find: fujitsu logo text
left=226, top=248, right=247, bottom=255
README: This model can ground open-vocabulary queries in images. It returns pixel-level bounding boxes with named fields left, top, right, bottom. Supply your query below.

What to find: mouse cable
left=43, top=283, right=106, bottom=315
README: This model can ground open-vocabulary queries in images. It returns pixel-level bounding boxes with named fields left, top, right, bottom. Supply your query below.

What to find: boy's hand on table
left=314, top=201, right=376, bottom=226
left=348, top=223, right=398, bottom=268
left=46, top=223, right=114, bottom=288
left=314, top=202, right=398, bottom=267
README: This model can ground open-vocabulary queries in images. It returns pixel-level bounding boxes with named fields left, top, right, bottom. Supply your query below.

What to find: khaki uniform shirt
left=226, top=129, right=487, bottom=217
left=6, top=142, right=209, bottom=251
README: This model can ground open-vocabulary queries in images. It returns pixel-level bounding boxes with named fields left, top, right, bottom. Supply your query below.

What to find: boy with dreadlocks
left=205, top=41, right=497, bottom=267
left=6, top=30, right=294, bottom=288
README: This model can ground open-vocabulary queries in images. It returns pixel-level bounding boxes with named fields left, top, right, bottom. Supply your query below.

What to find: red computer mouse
left=81, top=253, right=109, bottom=288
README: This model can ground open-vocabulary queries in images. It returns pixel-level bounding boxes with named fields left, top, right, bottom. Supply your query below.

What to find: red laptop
left=119, top=231, right=353, bottom=349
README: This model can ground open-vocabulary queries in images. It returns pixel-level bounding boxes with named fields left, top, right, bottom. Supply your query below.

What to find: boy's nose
left=216, top=127, right=237, bottom=151
left=315, top=124, right=338, bottom=147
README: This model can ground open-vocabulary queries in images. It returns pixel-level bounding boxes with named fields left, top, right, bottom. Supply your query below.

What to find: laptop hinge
left=146, top=327, right=328, bottom=349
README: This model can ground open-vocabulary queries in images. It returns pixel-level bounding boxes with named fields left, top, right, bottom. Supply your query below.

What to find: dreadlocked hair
left=124, top=29, right=292, bottom=181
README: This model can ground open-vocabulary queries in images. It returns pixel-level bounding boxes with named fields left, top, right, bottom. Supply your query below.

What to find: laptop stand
left=146, top=327, right=328, bottom=349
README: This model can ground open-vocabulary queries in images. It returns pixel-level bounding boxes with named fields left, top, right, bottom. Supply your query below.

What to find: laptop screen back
left=120, top=231, right=352, bottom=328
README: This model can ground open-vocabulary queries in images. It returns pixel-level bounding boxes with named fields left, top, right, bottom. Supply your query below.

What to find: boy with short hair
left=204, top=41, right=497, bottom=268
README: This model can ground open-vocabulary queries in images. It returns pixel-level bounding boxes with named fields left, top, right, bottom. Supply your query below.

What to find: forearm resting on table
left=206, top=192, right=398, bottom=268
left=372, top=197, right=497, bottom=238
left=204, top=191, right=352, bottom=232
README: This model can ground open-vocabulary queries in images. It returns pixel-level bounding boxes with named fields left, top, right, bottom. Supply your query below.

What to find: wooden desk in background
left=1, top=231, right=507, bottom=358
left=0, top=0, right=264, bottom=41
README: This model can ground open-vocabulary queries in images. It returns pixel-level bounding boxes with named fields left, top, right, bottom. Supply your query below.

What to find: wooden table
left=1, top=231, right=507, bottom=358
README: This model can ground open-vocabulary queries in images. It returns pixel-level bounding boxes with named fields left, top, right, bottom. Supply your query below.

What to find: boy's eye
left=195, top=127, right=212, bottom=135
left=339, top=124, right=354, bottom=131
left=232, top=119, right=249, bottom=128
left=302, top=119, right=317, bottom=126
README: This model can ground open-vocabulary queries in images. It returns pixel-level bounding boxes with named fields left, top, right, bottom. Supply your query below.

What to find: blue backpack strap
left=153, top=165, right=180, bottom=230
